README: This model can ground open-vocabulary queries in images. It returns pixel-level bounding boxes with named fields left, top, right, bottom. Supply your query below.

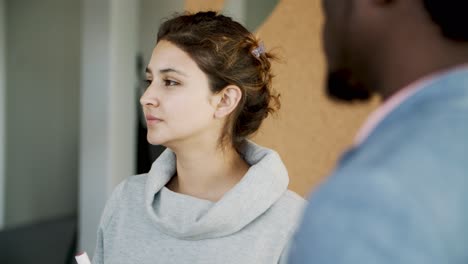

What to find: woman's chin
left=146, top=136, right=166, bottom=146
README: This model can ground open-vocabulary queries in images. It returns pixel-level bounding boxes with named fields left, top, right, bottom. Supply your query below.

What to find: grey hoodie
left=92, top=141, right=305, bottom=264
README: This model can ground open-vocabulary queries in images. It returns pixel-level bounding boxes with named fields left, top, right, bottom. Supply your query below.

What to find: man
left=289, top=0, right=468, bottom=263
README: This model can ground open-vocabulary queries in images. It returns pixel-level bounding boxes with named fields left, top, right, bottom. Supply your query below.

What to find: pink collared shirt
left=354, top=64, right=468, bottom=146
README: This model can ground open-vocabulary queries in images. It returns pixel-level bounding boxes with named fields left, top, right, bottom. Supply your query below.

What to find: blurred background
left=0, top=0, right=376, bottom=263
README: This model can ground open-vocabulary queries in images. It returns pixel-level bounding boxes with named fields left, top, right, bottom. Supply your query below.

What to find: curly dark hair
left=423, top=0, right=468, bottom=41
left=157, top=11, right=280, bottom=151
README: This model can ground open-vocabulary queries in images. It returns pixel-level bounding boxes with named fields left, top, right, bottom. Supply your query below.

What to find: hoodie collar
left=144, top=140, right=289, bottom=240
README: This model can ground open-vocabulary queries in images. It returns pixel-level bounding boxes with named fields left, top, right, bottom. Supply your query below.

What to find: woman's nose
left=139, top=83, right=159, bottom=107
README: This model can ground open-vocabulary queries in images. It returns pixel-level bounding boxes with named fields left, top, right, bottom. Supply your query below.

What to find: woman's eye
left=164, top=79, right=179, bottom=86
left=144, top=79, right=152, bottom=86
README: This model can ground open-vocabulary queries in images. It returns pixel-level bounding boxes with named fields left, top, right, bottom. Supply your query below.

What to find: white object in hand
left=75, top=251, right=91, bottom=264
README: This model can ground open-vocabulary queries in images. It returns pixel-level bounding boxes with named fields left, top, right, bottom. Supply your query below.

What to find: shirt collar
left=354, top=64, right=468, bottom=146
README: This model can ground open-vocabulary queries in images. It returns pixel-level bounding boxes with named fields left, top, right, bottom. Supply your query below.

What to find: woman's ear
left=213, top=85, right=243, bottom=119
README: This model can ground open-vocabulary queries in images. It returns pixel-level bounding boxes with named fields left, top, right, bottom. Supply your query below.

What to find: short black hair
left=423, top=0, right=468, bottom=41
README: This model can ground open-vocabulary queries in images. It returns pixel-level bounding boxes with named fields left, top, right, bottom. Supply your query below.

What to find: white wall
left=245, top=0, right=279, bottom=31
left=79, top=0, right=189, bottom=255
left=224, top=0, right=246, bottom=26
left=4, top=0, right=80, bottom=228
left=79, top=0, right=138, bottom=255
left=139, top=0, right=184, bottom=65
left=223, top=0, right=279, bottom=31
left=0, top=0, right=6, bottom=230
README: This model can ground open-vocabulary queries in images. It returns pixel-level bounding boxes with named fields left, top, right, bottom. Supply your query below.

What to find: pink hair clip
left=252, top=42, right=266, bottom=58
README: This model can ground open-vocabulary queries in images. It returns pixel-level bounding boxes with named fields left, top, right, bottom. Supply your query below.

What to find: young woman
left=93, top=11, right=305, bottom=264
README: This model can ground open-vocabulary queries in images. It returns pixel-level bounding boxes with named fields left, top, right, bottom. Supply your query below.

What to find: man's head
left=322, top=0, right=468, bottom=102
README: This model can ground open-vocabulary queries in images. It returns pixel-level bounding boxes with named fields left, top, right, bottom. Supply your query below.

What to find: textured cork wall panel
left=252, top=0, right=378, bottom=196
left=185, top=0, right=225, bottom=12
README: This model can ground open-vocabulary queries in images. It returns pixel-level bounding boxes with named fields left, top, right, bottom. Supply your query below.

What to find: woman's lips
left=145, top=114, right=163, bottom=125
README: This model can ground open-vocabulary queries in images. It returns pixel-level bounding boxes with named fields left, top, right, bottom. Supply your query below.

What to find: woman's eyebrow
left=159, top=68, right=187, bottom=76
left=145, top=67, right=187, bottom=77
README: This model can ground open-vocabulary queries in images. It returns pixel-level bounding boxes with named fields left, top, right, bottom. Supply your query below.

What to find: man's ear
left=212, top=85, right=243, bottom=119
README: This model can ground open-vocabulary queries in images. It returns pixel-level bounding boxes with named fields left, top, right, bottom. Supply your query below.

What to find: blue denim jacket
left=289, top=68, right=468, bottom=264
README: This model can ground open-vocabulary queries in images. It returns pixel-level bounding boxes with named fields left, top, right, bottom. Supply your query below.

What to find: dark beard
left=326, top=70, right=372, bottom=102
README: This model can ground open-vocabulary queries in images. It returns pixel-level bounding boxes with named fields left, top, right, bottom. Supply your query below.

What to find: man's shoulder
left=356, top=80, right=468, bottom=168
